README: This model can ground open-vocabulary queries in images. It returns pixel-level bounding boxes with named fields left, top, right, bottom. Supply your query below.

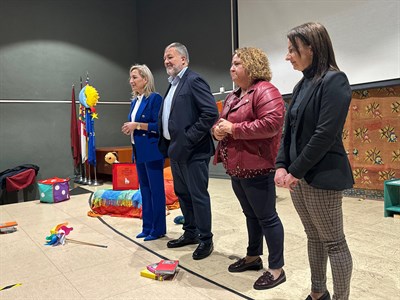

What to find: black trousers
left=170, top=158, right=213, bottom=244
left=231, top=173, right=284, bottom=269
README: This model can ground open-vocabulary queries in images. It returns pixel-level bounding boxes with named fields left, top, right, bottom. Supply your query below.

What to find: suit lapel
left=161, top=85, right=171, bottom=117
left=294, top=78, right=322, bottom=127
left=170, top=69, right=189, bottom=112
left=129, top=99, right=137, bottom=121
left=135, top=95, right=149, bottom=122
left=224, top=86, right=254, bottom=114
left=230, top=97, right=250, bottom=112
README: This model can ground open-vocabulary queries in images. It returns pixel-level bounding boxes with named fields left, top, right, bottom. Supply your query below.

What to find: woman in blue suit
left=122, top=64, right=166, bottom=241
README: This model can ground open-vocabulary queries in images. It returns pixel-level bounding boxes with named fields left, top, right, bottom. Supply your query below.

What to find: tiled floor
left=0, top=178, right=399, bottom=300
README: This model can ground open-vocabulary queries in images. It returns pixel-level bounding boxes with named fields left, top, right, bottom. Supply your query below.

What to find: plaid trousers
left=291, top=179, right=352, bottom=300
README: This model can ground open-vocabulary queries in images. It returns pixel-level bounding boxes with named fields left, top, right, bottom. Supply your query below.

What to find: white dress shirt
left=130, top=94, right=143, bottom=144
left=162, top=67, right=187, bottom=140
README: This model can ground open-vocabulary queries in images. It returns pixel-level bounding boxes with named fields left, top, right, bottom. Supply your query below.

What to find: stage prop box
left=91, top=189, right=142, bottom=218
left=112, top=163, right=139, bottom=190
left=38, top=177, right=70, bottom=203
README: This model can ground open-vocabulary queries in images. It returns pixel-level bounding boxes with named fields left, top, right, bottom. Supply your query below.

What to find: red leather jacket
left=213, top=81, right=285, bottom=174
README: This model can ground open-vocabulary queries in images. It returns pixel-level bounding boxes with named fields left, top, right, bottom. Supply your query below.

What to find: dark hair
left=287, top=22, right=339, bottom=80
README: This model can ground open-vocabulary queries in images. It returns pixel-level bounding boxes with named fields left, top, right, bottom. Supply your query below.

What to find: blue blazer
left=129, top=92, right=164, bottom=164
left=158, top=68, right=219, bottom=162
left=276, top=71, right=354, bottom=190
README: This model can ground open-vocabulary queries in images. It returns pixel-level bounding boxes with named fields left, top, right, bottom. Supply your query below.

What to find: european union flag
left=86, top=108, right=96, bottom=166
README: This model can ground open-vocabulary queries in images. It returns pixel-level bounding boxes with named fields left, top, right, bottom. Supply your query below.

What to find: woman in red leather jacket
left=212, top=47, right=286, bottom=290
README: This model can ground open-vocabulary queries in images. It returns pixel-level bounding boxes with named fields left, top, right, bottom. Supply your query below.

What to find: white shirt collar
left=168, top=67, right=188, bottom=85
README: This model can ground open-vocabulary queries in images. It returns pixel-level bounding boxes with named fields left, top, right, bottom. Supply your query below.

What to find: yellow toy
left=104, top=152, right=119, bottom=164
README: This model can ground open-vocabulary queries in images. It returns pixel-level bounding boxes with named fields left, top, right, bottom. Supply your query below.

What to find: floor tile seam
left=350, top=250, right=400, bottom=264
left=0, top=255, right=64, bottom=286
left=14, top=224, right=57, bottom=259
left=0, top=272, right=85, bottom=299
left=82, top=192, right=148, bottom=253
left=77, top=221, right=143, bottom=253
left=61, top=256, right=133, bottom=279
left=95, top=216, right=255, bottom=300
left=33, top=221, right=131, bottom=278
left=54, top=272, right=86, bottom=299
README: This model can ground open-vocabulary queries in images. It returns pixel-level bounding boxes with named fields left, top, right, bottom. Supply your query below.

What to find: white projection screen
left=238, top=0, right=400, bottom=95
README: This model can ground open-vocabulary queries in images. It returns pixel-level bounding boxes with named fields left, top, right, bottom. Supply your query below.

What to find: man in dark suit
left=158, top=42, right=219, bottom=260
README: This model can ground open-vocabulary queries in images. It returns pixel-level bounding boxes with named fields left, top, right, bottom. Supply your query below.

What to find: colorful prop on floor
left=45, top=222, right=73, bottom=246
left=87, top=167, right=180, bottom=219
left=173, top=216, right=185, bottom=225
left=38, top=177, right=70, bottom=203
left=164, top=167, right=180, bottom=210
left=45, top=222, right=107, bottom=248
left=89, top=189, right=142, bottom=218
left=0, top=221, right=18, bottom=234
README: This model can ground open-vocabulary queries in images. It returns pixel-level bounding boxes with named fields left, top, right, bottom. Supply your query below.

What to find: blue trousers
left=231, top=173, right=284, bottom=269
left=135, top=159, right=166, bottom=237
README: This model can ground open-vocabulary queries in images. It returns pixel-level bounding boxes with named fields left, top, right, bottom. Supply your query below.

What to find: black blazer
left=158, top=68, right=219, bottom=162
left=275, top=70, right=354, bottom=190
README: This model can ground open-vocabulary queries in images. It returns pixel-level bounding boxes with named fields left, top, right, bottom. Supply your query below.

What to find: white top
left=162, top=67, right=188, bottom=140
left=130, top=94, right=143, bottom=144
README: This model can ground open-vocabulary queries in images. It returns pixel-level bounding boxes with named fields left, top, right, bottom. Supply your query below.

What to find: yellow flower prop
left=85, top=85, right=100, bottom=107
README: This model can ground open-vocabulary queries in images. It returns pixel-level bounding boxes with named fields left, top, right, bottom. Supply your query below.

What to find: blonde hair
left=129, top=64, right=155, bottom=97
left=234, top=47, right=272, bottom=82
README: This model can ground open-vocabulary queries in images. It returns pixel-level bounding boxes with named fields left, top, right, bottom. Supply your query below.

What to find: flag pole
left=70, top=84, right=82, bottom=184
left=85, top=107, right=92, bottom=185
left=92, top=169, right=101, bottom=186
left=72, top=83, right=83, bottom=184
left=87, top=161, right=92, bottom=185
left=85, top=71, right=101, bottom=186
left=81, top=76, right=89, bottom=185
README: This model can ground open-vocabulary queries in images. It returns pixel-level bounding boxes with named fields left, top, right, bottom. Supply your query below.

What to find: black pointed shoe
left=167, top=235, right=199, bottom=248
left=192, top=242, right=213, bottom=260
left=253, top=269, right=286, bottom=290
left=305, top=291, right=331, bottom=300
left=228, top=257, right=263, bottom=273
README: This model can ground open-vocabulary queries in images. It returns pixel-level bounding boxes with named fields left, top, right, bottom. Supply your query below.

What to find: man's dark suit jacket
left=158, top=68, right=219, bottom=162
left=275, top=70, right=354, bottom=191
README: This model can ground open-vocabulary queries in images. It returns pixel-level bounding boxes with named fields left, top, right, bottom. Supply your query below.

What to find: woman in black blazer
left=275, top=22, right=353, bottom=300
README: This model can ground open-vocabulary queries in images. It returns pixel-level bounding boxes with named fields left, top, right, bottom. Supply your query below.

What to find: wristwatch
left=136, top=123, right=141, bottom=130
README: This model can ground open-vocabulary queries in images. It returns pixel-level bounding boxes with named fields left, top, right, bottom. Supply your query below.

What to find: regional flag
left=70, top=85, right=80, bottom=167
left=79, top=104, right=87, bottom=163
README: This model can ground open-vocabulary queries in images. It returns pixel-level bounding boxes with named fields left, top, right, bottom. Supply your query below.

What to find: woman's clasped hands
left=274, top=168, right=299, bottom=192
left=214, top=118, right=233, bottom=140
left=121, top=122, right=135, bottom=135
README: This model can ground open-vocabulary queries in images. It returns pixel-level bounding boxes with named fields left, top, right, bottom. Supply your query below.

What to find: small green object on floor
left=173, top=215, right=184, bottom=224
